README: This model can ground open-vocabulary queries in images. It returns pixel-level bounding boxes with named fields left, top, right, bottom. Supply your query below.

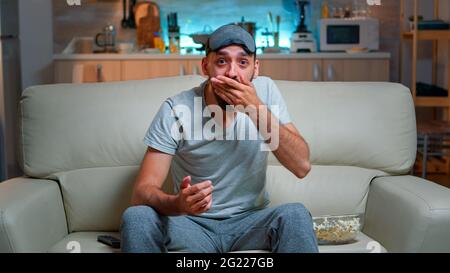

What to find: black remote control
left=97, top=235, right=121, bottom=249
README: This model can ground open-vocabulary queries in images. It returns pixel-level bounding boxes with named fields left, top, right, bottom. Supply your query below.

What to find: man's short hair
left=205, top=24, right=256, bottom=56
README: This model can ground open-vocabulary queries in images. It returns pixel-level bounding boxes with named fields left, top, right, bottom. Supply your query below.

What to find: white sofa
left=1, top=75, right=450, bottom=253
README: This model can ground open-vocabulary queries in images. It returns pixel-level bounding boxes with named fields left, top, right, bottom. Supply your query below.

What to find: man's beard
left=211, top=73, right=254, bottom=111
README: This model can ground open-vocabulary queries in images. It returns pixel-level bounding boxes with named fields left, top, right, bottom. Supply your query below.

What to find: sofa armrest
left=0, top=177, right=68, bottom=252
left=363, top=175, right=450, bottom=252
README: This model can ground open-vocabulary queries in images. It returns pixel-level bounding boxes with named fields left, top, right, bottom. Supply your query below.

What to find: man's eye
left=217, top=59, right=227, bottom=65
left=240, top=60, right=249, bottom=65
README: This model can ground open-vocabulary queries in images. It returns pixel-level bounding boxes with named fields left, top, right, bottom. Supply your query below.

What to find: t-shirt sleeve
left=268, top=79, right=292, bottom=125
left=143, top=100, right=180, bottom=155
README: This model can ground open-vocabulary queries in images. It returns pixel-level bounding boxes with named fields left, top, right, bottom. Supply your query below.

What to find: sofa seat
left=49, top=232, right=121, bottom=253
left=48, top=231, right=386, bottom=253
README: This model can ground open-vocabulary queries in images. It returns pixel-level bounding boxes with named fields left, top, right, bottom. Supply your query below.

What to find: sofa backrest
left=19, top=76, right=205, bottom=178
left=19, top=76, right=417, bottom=232
left=271, top=81, right=416, bottom=174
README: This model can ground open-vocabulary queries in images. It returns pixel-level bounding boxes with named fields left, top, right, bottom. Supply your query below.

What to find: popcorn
left=313, top=215, right=361, bottom=245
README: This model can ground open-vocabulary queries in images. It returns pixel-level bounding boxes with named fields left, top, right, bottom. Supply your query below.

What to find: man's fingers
left=237, top=72, right=251, bottom=86
left=191, top=194, right=212, bottom=211
left=213, top=83, right=241, bottom=103
left=216, top=75, right=246, bottom=89
left=205, top=198, right=213, bottom=210
left=192, top=195, right=213, bottom=214
left=200, top=198, right=213, bottom=212
left=213, top=78, right=244, bottom=93
left=187, top=185, right=213, bottom=204
left=210, top=77, right=226, bottom=85
left=180, top=176, right=191, bottom=189
left=185, top=180, right=212, bottom=195
left=214, top=88, right=234, bottom=105
left=211, top=79, right=231, bottom=92
left=204, top=197, right=213, bottom=209
left=213, top=85, right=239, bottom=101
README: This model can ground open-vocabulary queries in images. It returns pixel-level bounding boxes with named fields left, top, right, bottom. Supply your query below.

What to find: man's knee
left=276, top=203, right=312, bottom=222
left=121, top=205, right=160, bottom=226
left=121, top=206, right=165, bottom=252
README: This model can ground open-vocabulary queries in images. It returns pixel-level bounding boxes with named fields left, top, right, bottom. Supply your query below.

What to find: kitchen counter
left=55, top=37, right=390, bottom=61
left=54, top=51, right=391, bottom=60
left=54, top=37, right=392, bottom=83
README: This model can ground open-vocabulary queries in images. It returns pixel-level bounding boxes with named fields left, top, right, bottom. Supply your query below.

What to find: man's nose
left=225, top=62, right=238, bottom=80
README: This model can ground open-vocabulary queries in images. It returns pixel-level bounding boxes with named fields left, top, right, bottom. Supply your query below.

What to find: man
left=121, top=24, right=318, bottom=253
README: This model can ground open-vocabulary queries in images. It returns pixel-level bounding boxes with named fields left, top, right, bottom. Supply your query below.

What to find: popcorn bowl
left=313, top=214, right=361, bottom=245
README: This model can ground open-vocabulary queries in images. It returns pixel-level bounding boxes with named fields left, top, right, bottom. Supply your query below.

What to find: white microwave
left=319, top=18, right=379, bottom=51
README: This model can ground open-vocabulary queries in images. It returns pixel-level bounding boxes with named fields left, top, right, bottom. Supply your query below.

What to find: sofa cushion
left=48, top=231, right=386, bottom=253
left=274, top=81, right=416, bottom=175
left=19, top=76, right=206, bottom=178
left=54, top=166, right=137, bottom=232
left=266, top=165, right=385, bottom=217
left=53, top=165, right=175, bottom=232
left=55, top=163, right=382, bottom=232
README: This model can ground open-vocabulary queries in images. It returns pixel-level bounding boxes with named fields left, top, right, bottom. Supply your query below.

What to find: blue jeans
left=120, top=203, right=318, bottom=253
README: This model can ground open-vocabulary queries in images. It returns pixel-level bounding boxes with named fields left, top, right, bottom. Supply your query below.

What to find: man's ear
left=201, top=57, right=209, bottom=76
left=253, top=59, right=260, bottom=79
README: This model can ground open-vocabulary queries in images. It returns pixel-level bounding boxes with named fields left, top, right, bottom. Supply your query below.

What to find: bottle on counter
left=167, top=12, right=180, bottom=53
left=344, top=6, right=352, bottom=18
left=169, top=36, right=179, bottom=53
left=321, top=1, right=329, bottom=19
left=153, top=31, right=166, bottom=53
left=331, top=7, right=338, bottom=18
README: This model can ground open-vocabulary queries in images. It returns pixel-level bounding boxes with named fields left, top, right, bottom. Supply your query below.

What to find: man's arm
left=253, top=108, right=311, bottom=179
left=131, top=147, right=213, bottom=216
left=211, top=74, right=311, bottom=179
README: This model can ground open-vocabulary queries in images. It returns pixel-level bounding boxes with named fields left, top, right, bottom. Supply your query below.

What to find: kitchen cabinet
left=259, top=60, right=322, bottom=81
left=322, top=59, right=389, bottom=81
left=187, top=60, right=203, bottom=76
left=54, top=60, right=203, bottom=83
left=259, top=59, right=389, bottom=81
left=53, top=53, right=390, bottom=83
left=54, top=60, right=121, bottom=83
left=121, top=60, right=203, bottom=81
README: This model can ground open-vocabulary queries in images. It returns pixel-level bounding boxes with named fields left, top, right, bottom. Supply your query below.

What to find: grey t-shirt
left=143, top=76, right=291, bottom=219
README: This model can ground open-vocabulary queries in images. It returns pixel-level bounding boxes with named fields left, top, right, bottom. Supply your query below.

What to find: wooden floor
left=420, top=173, right=450, bottom=188
left=413, top=157, right=450, bottom=188
left=414, top=119, right=450, bottom=188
